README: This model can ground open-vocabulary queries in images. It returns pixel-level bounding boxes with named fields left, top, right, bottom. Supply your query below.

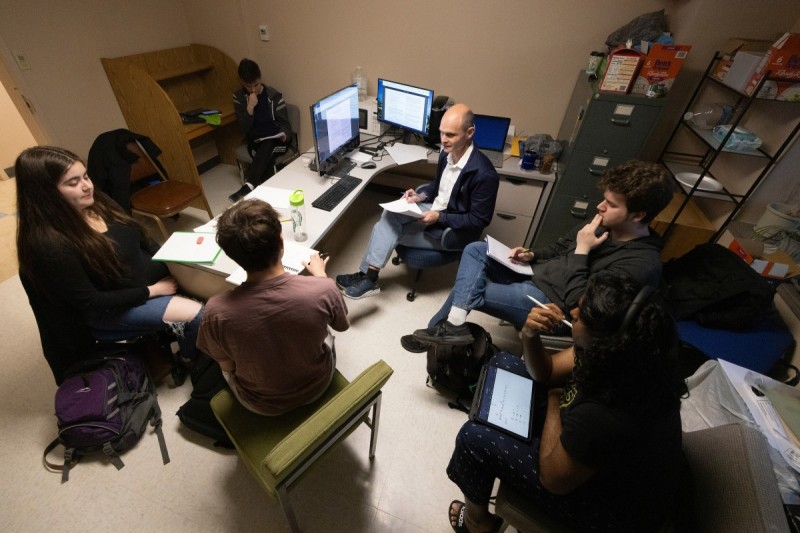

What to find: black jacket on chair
left=87, top=129, right=167, bottom=212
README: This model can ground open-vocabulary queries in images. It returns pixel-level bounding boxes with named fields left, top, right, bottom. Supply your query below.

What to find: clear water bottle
left=289, top=189, right=307, bottom=242
left=683, top=103, right=735, bottom=130
left=351, top=66, right=367, bottom=101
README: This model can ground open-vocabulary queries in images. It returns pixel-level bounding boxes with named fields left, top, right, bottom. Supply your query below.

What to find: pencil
left=527, top=295, right=573, bottom=329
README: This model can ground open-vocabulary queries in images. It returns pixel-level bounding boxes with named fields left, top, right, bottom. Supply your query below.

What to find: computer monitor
left=376, top=78, right=434, bottom=137
left=310, top=84, right=360, bottom=176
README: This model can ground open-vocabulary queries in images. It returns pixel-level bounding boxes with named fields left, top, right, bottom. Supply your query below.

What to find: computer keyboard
left=311, top=175, right=363, bottom=211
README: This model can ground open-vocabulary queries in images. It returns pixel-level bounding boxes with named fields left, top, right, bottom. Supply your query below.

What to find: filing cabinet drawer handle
left=587, top=167, right=605, bottom=176
left=610, top=117, right=631, bottom=126
left=504, top=178, right=526, bottom=186
left=570, top=206, right=588, bottom=218
left=496, top=212, right=517, bottom=221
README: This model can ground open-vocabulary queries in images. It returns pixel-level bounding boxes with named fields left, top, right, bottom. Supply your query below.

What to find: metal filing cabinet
left=533, top=74, right=666, bottom=248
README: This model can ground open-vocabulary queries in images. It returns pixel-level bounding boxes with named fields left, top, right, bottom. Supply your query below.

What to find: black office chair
left=392, top=227, right=465, bottom=301
left=235, top=103, right=301, bottom=183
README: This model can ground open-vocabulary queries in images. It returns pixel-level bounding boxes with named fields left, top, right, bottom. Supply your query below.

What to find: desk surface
left=168, top=144, right=554, bottom=298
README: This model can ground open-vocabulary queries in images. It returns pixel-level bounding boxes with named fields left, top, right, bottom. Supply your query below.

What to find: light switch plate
left=258, top=25, right=269, bottom=41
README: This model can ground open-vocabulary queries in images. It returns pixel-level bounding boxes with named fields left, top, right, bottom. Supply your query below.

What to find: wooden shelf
left=102, top=44, right=243, bottom=203
left=151, top=63, right=213, bottom=82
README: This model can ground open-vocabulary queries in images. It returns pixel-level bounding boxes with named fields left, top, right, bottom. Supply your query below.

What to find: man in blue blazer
left=336, top=103, right=499, bottom=299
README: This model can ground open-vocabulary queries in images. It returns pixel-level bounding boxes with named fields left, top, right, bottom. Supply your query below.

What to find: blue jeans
left=359, top=205, right=446, bottom=272
left=429, top=241, right=550, bottom=327
left=86, top=295, right=203, bottom=361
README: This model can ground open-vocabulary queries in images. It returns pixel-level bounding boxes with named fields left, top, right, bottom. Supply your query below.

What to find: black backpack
left=176, top=354, right=233, bottom=449
left=44, top=348, right=169, bottom=482
left=426, top=322, right=497, bottom=403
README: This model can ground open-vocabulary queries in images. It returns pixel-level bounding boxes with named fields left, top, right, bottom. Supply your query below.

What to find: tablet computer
left=470, top=360, right=535, bottom=442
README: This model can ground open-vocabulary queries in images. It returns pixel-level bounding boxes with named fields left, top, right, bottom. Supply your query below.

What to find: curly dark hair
left=216, top=199, right=282, bottom=272
left=597, top=160, right=673, bottom=223
left=570, top=271, right=687, bottom=417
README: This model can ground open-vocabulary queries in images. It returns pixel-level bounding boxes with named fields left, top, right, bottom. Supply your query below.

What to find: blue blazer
left=417, top=146, right=499, bottom=248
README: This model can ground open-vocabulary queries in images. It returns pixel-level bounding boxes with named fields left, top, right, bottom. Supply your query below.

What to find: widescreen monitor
left=376, top=78, right=434, bottom=136
left=310, top=84, right=360, bottom=176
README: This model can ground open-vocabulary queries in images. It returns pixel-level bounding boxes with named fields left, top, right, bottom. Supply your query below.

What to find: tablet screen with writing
left=476, top=365, right=534, bottom=441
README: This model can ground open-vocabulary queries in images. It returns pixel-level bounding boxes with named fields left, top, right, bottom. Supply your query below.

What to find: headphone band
left=619, top=285, right=655, bottom=333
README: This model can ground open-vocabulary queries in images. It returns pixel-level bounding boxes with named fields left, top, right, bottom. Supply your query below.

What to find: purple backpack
left=44, top=350, right=169, bottom=482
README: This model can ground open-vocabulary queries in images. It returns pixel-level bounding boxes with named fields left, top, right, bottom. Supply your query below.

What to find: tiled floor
left=1, top=164, right=524, bottom=532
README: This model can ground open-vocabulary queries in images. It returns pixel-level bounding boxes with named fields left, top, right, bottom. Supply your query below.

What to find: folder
left=152, top=232, right=221, bottom=264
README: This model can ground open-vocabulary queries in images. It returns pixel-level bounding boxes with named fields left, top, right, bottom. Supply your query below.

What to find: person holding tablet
left=446, top=271, right=686, bottom=532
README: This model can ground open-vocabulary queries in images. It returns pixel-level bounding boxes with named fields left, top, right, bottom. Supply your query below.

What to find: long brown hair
left=16, top=146, right=144, bottom=291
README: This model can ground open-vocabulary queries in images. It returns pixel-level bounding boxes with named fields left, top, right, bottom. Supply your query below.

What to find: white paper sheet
left=385, top=142, right=430, bottom=165
left=379, top=197, right=424, bottom=218
left=486, top=235, right=533, bottom=275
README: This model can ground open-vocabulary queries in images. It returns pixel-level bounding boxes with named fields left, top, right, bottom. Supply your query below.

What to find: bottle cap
left=289, top=189, right=305, bottom=207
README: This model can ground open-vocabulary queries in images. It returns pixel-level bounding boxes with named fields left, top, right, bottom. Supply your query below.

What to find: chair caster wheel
left=406, top=291, right=416, bottom=302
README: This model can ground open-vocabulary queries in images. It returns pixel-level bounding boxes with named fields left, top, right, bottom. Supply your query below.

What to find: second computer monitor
left=376, top=78, right=434, bottom=136
left=310, top=84, right=360, bottom=176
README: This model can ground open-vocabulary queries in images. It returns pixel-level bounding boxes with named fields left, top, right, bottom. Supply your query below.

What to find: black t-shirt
left=105, top=221, right=168, bottom=287
left=559, top=388, right=683, bottom=530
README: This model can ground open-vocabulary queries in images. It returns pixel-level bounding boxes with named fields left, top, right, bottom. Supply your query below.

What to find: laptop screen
left=473, top=114, right=511, bottom=152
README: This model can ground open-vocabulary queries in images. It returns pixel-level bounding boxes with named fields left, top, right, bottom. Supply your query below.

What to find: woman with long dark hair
left=447, top=271, right=687, bottom=532
left=16, top=146, right=203, bottom=383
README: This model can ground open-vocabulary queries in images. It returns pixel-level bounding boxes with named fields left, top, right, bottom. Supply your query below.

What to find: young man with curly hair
left=408, top=160, right=674, bottom=350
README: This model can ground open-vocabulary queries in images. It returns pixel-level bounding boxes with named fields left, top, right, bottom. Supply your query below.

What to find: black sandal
left=449, top=500, right=469, bottom=533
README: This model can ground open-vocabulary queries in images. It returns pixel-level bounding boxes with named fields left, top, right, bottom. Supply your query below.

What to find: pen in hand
left=527, top=295, right=572, bottom=329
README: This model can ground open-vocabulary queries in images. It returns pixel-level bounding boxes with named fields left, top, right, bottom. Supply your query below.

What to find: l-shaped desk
left=169, top=145, right=555, bottom=300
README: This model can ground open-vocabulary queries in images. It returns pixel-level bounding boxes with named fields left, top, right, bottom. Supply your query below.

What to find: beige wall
left=0, top=0, right=798, bottom=214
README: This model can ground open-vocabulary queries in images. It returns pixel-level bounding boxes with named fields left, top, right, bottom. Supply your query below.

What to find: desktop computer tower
left=359, top=97, right=389, bottom=137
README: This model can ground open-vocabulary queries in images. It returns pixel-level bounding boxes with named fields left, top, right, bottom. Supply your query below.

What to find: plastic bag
left=605, top=9, right=667, bottom=50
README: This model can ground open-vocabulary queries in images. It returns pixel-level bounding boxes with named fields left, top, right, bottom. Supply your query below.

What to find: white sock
left=447, top=307, right=468, bottom=326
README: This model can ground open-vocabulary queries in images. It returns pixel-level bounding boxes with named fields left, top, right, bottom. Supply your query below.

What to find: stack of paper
left=152, top=232, right=221, bottom=264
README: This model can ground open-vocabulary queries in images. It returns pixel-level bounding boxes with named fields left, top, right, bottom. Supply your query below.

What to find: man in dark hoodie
left=228, top=58, right=293, bottom=203
left=407, top=160, right=674, bottom=349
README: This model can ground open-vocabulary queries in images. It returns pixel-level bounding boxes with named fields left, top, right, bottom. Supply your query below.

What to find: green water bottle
left=289, top=189, right=307, bottom=242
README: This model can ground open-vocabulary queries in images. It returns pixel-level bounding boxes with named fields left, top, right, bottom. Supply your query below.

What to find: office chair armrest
left=264, top=360, right=393, bottom=479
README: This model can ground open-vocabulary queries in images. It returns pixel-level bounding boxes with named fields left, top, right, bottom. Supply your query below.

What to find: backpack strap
left=151, top=417, right=170, bottom=465
left=102, top=442, right=125, bottom=470
left=42, top=438, right=81, bottom=483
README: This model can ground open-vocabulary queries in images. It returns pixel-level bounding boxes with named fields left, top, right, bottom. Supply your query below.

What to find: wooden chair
left=210, top=360, right=393, bottom=532
left=127, top=140, right=214, bottom=239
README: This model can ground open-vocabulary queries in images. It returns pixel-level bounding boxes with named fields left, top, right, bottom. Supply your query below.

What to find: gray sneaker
left=343, top=277, right=380, bottom=299
left=413, top=320, right=474, bottom=345
left=336, top=271, right=366, bottom=289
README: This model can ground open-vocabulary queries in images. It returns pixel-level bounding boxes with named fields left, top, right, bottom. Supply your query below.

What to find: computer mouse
left=360, top=161, right=377, bottom=169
